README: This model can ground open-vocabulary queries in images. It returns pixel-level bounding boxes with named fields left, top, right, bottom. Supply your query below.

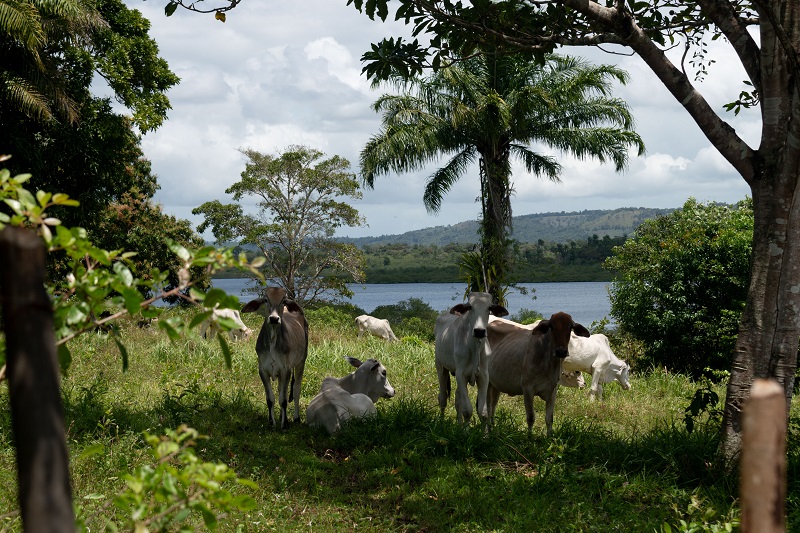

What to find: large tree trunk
left=0, top=226, right=75, bottom=530
left=719, top=154, right=800, bottom=463
left=718, top=4, right=800, bottom=463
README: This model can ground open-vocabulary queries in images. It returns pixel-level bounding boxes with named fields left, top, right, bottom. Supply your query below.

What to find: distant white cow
left=562, top=332, right=631, bottom=401
left=199, top=308, right=253, bottom=341
left=307, top=357, right=395, bottom=434
left=435, top=292, right=509, bottom=425
left=355, top=315, right=398, bottom=341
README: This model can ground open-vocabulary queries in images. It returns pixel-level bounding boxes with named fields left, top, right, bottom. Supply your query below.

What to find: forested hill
left=341, top=207, right=674, bottom=245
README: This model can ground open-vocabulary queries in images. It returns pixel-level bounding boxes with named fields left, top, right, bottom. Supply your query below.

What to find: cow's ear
left=241, top=298, right=265, bottom=314
left=489, top=305, right=509, bottom=317
left=345, top=356, right=363, bottom=368
left=450, top=303, right=471, bottom=316
left=572, top=323, right=591, bottom=338
left=284, top=300, right=303, bottom=313
left=532, top=320, right=551, bottom=334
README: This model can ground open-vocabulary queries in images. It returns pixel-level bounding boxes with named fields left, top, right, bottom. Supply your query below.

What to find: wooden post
left=740, top=378, right=786, bottom=532
left=0, top=226, right=74, bottom=531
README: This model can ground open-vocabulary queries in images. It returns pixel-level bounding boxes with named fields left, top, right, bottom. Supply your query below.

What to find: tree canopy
left=361, top=52, right=643, bottom=302
left=193, top=145, right=367, bottom=305
left=606, top=198, right=753, bottom=377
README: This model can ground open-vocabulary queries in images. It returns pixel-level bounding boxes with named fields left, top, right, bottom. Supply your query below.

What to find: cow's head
left=611, top=361, right=632, bottom=390
left=449, top=292, right=509, bottom=340
left=532, top=312, right=590, bottom=358
left=241, top=286, right=303, bottom=325
left=345, top=356, right=396, bottom=402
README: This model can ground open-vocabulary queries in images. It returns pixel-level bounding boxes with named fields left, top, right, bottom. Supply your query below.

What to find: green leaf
left=204, top=288, right=229, bottom=309
left=231, top=494, right=257, bottom=511
left=121, top=288, right=144, bottom=315
left=165, top=1, right=178, bottom=16
left=167, top=239, right=191, bottom=261
left=190, top=310, right=214, bottom=329
left=114, top=338, right=129, bottom=372
left=113, top=262, right=134, bottom=286
left=79, top=443, right=106, bottom=459
left=218, top=334, right=232, bottom=369
left=57, top=343, right=72, bottom=375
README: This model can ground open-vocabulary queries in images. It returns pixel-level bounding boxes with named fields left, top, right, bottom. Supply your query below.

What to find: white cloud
left=121, top=0, right=757, bottom=239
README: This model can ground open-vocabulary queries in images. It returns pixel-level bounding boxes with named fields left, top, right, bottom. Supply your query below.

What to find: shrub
left=604, top=198, right=752, bottom=377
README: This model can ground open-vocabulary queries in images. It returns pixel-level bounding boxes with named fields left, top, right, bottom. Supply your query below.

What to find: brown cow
left=486, top=312, right=590, bottom=436
left=241, top=287, right=309, bottom=429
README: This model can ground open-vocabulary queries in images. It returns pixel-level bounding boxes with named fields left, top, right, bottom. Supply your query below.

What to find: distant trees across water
left=214, top=234, right=626, bottom=283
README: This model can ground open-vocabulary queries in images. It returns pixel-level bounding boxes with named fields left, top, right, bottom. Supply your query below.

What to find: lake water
left=211, top=279, right=613, bottom=327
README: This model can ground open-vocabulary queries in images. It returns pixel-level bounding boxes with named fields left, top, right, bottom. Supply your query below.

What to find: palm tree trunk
left=479, top=156, right=514, bottom=303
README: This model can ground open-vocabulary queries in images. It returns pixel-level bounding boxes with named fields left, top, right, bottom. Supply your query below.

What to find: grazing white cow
left=307, top=357, right=396, bottom=434
left=487, top=312, right=591, bottom=436
left=241, top=287, right=309, bottom=429
left=355, top=314, right=398, bottom=341
left=488, top=316, right=585, bottom=389
left=199, top=307, right=253, bottom=341
left=435, top=292, right=509, bottom=425
left=562, top=333, right=631, bottom=401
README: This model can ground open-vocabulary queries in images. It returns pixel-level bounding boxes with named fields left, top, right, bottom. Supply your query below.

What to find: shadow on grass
left=5, top=380, right=787, bottom=531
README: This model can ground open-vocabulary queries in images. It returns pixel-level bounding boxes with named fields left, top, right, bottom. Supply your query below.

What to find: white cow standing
left=355, top=314, right=398, bottom=341
left=307, top=357, right=395, bottom=434
left=435, top=292, right=509, bottom=425
left=199, top=307, right=253, bottom=341
left=562, top=332, right=631, bottom=401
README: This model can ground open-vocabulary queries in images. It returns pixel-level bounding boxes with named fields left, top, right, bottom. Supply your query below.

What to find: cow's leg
left=486, top=384, right=500, bottom=430
left=435, top=362, right=451, bottom=417
left=278, top=373, right=291, bottom=430
left=588, top=367, right=603, bottom=401
left=544, top=387, right=558, bottom=437
left=259, top=368, right=276, bottom=427
left=454, top=369, right=472, bottom=425
left=523, top=390, right=535, bottom=435
left=475, top=365, right=489, bottom=424
left=291, top=359, right=306, bottom=424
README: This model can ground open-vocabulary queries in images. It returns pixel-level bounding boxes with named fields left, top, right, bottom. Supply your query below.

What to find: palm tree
left=0, top=0, right=104, bottom=123
left=360, top=53, right=645, bottom=302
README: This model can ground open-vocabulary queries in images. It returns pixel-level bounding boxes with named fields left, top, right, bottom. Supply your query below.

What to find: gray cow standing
left=241, top=287, right=309, bottom=429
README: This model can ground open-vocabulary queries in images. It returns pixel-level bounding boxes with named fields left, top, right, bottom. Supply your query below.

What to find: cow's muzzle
left=268, top=316, right=280, bottom=324
left=555, top=347, right=569, bottom=358
left=473, top=328, right=487, bottom=339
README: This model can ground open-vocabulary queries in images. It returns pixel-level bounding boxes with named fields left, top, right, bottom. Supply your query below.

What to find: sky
left=119, top=1, right=758, bottom=239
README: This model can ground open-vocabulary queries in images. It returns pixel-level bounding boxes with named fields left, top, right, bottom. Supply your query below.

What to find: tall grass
left=0, top=306, right=796, bottom=531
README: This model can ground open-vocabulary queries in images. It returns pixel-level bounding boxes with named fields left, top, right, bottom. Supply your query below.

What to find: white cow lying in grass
left=563, top=332, right=631, bottom=401
left=307, top=357, right=396, bottom=434
left=199, top=307, right=253, bottom=342
left=355, top=314, right=398, bottom=341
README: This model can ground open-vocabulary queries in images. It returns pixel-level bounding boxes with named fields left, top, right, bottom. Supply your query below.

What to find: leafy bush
left=605, top=198, right=752, bottom=377
left=76, top=425, right=257, bottom=531
left=371, top=297, right=439, bottom=341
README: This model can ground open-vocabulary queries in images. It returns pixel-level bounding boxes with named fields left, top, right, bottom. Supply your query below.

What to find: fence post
left=0, top=226, right=74, bottom=531
left=740, top=378, right=786, bottom=532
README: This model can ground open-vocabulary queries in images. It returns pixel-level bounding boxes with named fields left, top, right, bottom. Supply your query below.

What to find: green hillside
left=341, top=207, right=674, bottom=246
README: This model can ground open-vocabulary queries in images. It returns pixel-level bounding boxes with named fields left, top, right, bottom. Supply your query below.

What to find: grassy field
left=0, top=305, right=797, bottom=531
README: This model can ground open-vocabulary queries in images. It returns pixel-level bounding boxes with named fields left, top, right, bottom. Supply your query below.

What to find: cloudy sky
left=121, top=1, right=757, bottom=239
